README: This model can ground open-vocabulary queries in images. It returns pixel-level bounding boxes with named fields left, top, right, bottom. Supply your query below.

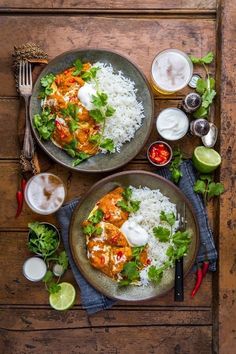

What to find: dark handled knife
left=174, top=203, right=186, bottom=302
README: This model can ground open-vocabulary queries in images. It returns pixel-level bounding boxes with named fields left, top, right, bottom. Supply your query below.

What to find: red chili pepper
left=69, top=78, right=76, bottom=83
left=117, top=251, right=123, bottom=260
left=15, top=190, right=24, bottom=218
left=100, top=255, right=105, bottom=265
left=191, top=264, right=203, bottom=298
left=21, top=178, right=27, bottom=194
left=202, top=261, right=209, bottom=278
left=149, top=143, right=170, bottom=165
left=104, top=212, right=111, bottom=221
left=146, top=258, right=151, bottom=265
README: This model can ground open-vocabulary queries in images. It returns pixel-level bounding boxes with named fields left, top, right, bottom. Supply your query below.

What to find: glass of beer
left=151, top=49, right=193, bottom=95
left=24, top=173, right=66, bottom=215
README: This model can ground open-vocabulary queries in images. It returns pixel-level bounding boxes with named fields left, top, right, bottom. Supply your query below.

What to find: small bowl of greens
left=28, top=222, right=60, bottom=260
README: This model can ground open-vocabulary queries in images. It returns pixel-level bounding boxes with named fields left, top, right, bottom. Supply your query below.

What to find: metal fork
left=19, top=60, right=35, bottom=159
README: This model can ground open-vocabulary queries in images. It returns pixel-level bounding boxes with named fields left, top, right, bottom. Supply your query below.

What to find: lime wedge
left=49, top=282, right=76, bottom=311
left=192, top=146, right=221, bottom=173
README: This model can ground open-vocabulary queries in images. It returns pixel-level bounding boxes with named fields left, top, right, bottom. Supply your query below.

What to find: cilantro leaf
left=68, top=119, right=79, bottom=133
left=106, top=105, right=116, bottom=117
left=88, top=209, right=104, bottom=224
left=190, top=52, right=214, bottom=65
left=116, top=200, right=130, bottom=212
left=172, top=230, right=191, bottom=247
left=72, top=152, right=90, bottom=166
left=89, top=133, right=101, bottom=144
left=160, top=211, right=176, bottom=226
left=83, top=224, right=102, bottom=236
left=193, top=179, right=206, bottom=194
left=199, top=174, right=213, bottom=183
left=92, top=92, right=108, bottom=108
left=57, top=251, right=69, bottom=271
left=201, top=89, right=216, bottom=109
left=169, top=149, right=183, bottom=184
left=118, top=279, right=132, bottom=287
left=117, top=199, right=140, bottom=213
left=132, top=246, right=145, bottom=260
left=61, top=103, right=79, bottom=120
left=122, top=187, right=132, bottom=201
left=48, top=283, right=61, bottom=294
left=33, top=109, right=56, bottom=140
left=148, top=266, right=164, bottom=284
left=122, top=262, right=139, bottom=281
left=81, top=67, right=100, bottom=81
left=43, top=270, right=53, bottom=284
left=208, top=182, right=224, bottom=199
left=41, top=73, right=55, bottom=88
left=72, top=59, right=83, bottom=76
left=129, top=200, right=141, bottom=213
left=89, top=109, right=105, bottom=123
left=196, top=78, right=207, bottom=94
left=153, top=226, right=170, bottom=242
left=100, top=138, right=114, bottom=152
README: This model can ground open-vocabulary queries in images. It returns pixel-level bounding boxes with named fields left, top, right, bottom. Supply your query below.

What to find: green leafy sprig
left=34, top=108, right=56, bottom=140
left=119, top=246, right=146, bottom=287
left=148, top=211, right=191, bottom=284
left=169, top=149, right=183, bottom=184
left=194, top=174, right=224, bottom=204
left=116, top=187, right=141, bottom=213
left=40, top=73, right=55, bottom=99
left=189, top=52, right=216, bottom=119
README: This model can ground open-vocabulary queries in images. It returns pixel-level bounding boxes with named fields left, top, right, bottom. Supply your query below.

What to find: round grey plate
left=69, top=171, right=199, bottom=301
left=29, top=49, right=154, bottom=173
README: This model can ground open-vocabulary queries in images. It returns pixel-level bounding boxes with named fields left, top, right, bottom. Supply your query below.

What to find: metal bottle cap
left=190, top=119, right=210, bottom=137
left=182, top=93, right=202, bottom=113
left=188, top=73, right=202, bottom=88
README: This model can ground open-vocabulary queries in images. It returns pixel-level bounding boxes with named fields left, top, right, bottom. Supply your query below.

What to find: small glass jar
left=23, top=257, right=47, bottom=282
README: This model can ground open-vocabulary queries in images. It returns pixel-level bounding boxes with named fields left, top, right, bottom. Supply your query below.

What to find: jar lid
left=188, top=73, right=202, bottom=88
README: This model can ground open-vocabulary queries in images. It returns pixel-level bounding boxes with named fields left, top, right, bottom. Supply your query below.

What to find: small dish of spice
left=147, top=141, right=172, bottom=167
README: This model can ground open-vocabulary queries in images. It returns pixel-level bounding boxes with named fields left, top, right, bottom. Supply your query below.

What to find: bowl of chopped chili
left=147, top=141, right=173, bottom=167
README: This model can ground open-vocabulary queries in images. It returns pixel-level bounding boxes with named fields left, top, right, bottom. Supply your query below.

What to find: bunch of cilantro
left=148, top=211, right=191, bottom=285
left=189, top=52, right=216, bottom=119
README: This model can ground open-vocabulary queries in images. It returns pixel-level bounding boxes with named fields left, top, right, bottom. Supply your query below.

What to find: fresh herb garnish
left=61, top=103, right=79, bottom=121
left=82, top=224, right=102, bottom=236
left=116, top=187, right=141, bottom=213
left=72, top=152, right=90, bottom=167
left=160, top=211, right=176, bottom=226
left=40, top=73, right=55, bottom=98
left=88, top=209, right=104, bottom=224
left=169, top=149, right=183, bottom=184
left=148, top=265, right=164, bottom=284
left=189, top=52, right=216, bottom=119
left=28, top=222, right=59, bottom=260
left=72, top=59, right=83, bottom=76
left=81, top=67, right=100, bottom=81
left=100, top=138, right=115, bottom=153
left=89, top=109, right=105, bottom=123
left=68, top=119, right=79, bottom=133
left=34, top=108, right=55, bottom=140
left=194, top=174, right=224, bottom=203
left=121, top=262, right=140, bottom=282
left=153, top=226, right=170, bottom=242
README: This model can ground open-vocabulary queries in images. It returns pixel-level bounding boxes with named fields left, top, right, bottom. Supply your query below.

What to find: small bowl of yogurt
left=24, top=173, right=66, bottom=215
left=156, top=108, right=189, bottom=141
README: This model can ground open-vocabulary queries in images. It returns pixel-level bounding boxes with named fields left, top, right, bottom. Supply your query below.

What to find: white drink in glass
left=151, top=49, right=193, bottom=94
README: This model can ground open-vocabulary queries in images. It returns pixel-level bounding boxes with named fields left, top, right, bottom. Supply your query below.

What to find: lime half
left=49, top=282, right=76, bottom=311
left=192, top=146, right=221, bottom=173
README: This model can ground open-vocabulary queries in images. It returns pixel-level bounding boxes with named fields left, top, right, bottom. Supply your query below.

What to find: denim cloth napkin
left=56, top=159, right=217, bottom=314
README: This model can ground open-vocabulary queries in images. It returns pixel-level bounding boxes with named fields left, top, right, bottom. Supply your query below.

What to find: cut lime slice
left=192, top=146, right=221, bottom=173
left=49, top=282, right=76, bottom=311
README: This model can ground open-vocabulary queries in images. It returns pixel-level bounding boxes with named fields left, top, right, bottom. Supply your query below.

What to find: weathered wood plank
left=0, top=232, right=212, bottom=306
left=0, top=98, right=202, bottom=159
left=0, top=326, right=212, bottom=354
left=0, top=0, right=217, bottom=10
left=0, top=16, right=215, bottom=97
left=218, top=2, right=236, bottom=353
left=0, top=308, right=212, bottom=330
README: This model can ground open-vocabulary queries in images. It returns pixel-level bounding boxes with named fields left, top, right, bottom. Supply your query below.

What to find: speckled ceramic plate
left=29, top=49, right=154, bottom=173
left=69, top=171, right=199, bottom=301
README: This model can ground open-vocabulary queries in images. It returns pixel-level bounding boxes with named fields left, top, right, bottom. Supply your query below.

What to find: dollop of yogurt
left=78, top=83, right=96, bottom=110
left=156, top=108, right=189, bottom=140
left=121, top=220, right=149, bottom=247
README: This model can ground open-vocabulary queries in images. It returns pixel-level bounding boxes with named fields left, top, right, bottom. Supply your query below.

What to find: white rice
left=94, top=62, right=145, bottom=152
left=128, top=186, right=179, bottom=286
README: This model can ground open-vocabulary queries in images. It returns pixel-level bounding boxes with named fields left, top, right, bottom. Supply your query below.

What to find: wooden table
left=0, top=1, right=235, bottom=353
